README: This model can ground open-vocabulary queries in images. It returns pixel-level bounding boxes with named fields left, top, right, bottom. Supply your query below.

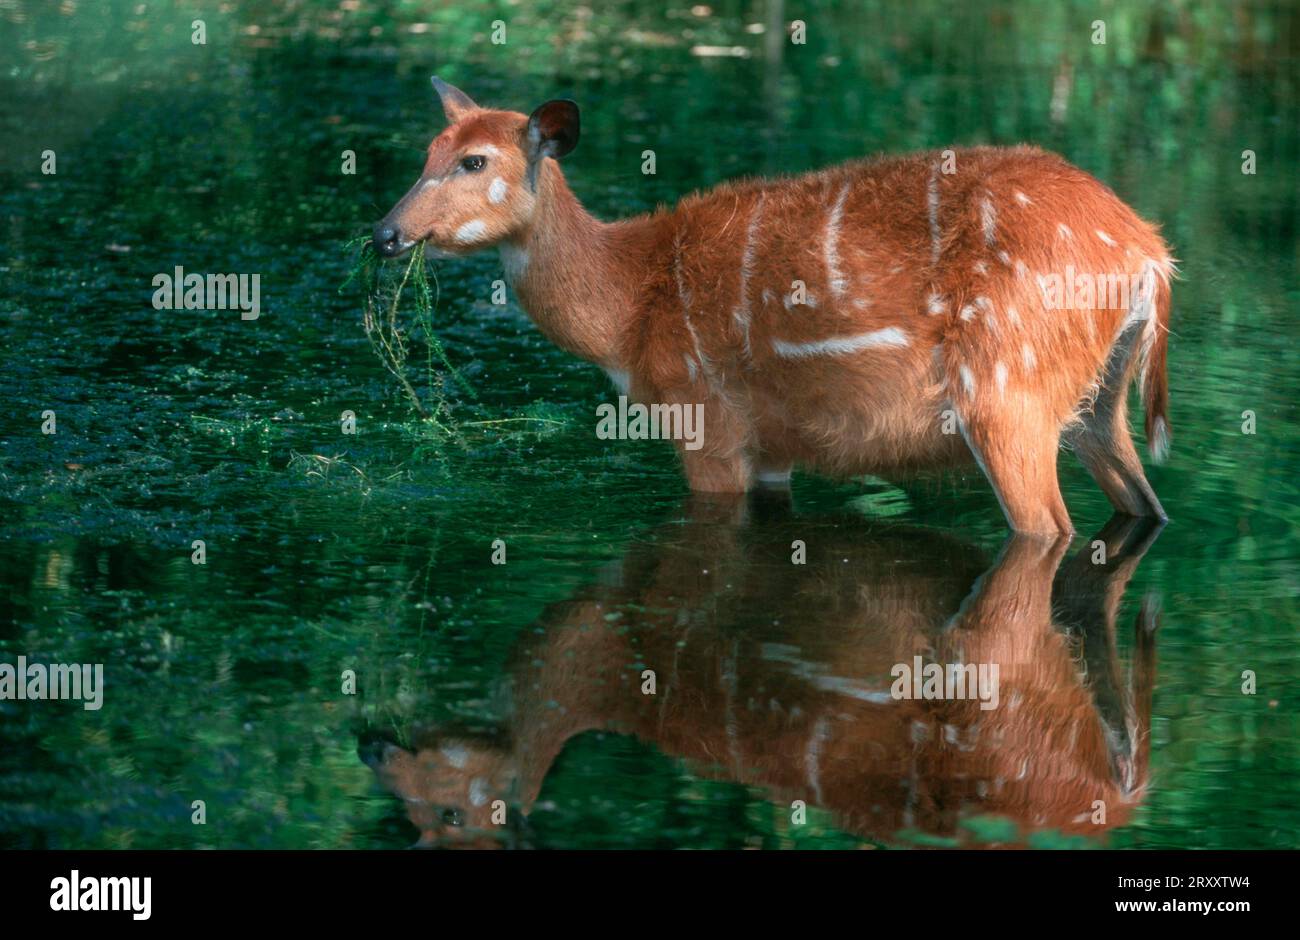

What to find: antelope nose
left=373, top=222, right=403, bottom=256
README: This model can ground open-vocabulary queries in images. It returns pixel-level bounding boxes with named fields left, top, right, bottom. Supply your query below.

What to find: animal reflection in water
left=361, top=495, right=1161, bottom=848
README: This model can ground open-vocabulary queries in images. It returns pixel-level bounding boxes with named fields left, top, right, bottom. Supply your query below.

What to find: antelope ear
left=431, top=76, right=478, bottom=123
left=525, top=99, right=580, bottom=163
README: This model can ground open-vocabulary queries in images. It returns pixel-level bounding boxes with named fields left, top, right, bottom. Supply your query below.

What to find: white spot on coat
left=1021, top=343, right=1036, bottom=370
left=1015, top=190, right=1032, bottom=205
left=927, top=293, right=948, bottom=315
left=1096, top=229, right=1117, bottom=247
left=1058, top=223, right=1073, bottom=240
left=959, top=365, right=976, bottom=395
left=995, top=361, right=1008, bottom=395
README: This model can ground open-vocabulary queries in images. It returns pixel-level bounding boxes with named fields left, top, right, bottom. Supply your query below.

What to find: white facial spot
left=478, top=144, right=502, bottom=158
left=488, top=177, right=508, bottom=204
left=420, top=177, right=443, bottom=191
left=455, top=219, right=487, bottom=243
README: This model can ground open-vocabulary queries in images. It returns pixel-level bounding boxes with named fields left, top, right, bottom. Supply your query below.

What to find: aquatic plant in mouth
left=343, top=236, right=474, bottom=436
left=341, top=237, right=571, bottom=451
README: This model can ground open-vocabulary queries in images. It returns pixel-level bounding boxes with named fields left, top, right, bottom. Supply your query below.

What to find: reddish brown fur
left=376, top=82, right=1175, bottom=534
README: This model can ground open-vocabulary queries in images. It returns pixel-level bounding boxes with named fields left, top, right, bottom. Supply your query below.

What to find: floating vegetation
left=342, top=237, right=576, bottom=450
left=343, top=237, right=474, bottom=437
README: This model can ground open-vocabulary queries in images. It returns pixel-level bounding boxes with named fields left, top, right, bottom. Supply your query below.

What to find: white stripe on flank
left=806, top=716, right=831, bottom=805
left=927, top=164, right=942, bottom=263
left=673, top=232, right=693, bottom=308
left=825, top=183, right=850, bottom=295
left=772, top=327, right=909, bottom=359
left=732, top=193, right=765, bottom=358
left=674, top=232, right=710, bottom=381
left=980, top=194, right=997, bottom=245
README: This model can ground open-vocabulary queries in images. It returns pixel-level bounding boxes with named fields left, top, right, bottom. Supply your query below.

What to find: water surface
left=0, top=0, right=1296, bottom=849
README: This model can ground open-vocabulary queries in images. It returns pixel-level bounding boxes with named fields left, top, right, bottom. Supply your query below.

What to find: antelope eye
left=461, top=155, right=486, bottom=172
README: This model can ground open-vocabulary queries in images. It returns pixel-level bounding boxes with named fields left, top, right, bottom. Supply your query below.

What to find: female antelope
left=373, top=78, right=1174, bottom=535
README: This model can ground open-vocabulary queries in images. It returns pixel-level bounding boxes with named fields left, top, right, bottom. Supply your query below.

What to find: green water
left=0, top=1, right=1296, bottom=849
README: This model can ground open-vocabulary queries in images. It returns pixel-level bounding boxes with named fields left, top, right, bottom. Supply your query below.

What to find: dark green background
left=0, top=0, right=1296, bottom=848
